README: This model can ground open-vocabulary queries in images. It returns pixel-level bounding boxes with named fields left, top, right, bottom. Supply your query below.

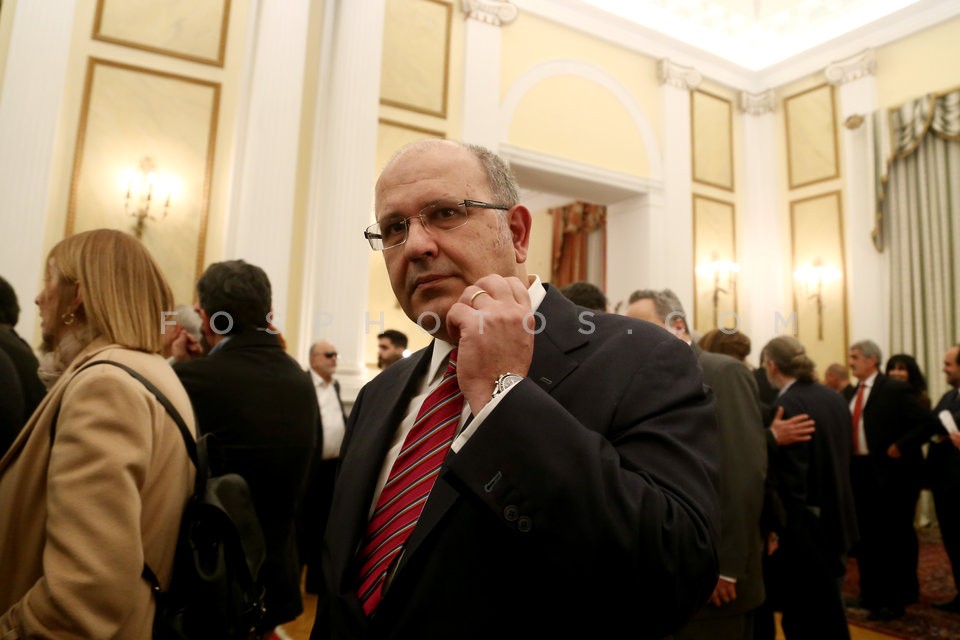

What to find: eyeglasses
left=364, top=199, right=510, bottom=251
left=324, top=352, right=337, bottom=358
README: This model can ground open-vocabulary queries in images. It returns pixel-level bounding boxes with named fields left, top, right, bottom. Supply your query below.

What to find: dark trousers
left=929, top=440, right=960, bottom=591
left=759, top=509, right=849, bottom=640
left=298, top=457, right=338, bottom=593
left=850, top=455, right=920, bottom=609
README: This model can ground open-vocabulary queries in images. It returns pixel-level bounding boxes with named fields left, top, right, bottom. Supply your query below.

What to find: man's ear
left=509, top=205, right=532, bottom=264
left=198, top=307, right=214, bottom=336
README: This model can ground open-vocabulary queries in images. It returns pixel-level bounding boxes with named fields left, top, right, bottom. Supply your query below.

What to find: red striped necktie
left=356, top=348, right=463, bottom=615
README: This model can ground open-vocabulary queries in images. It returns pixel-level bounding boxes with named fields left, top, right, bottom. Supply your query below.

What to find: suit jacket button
left=503, top=505, right=519, bottom=522
left=517, top=516, right=532, bottom=533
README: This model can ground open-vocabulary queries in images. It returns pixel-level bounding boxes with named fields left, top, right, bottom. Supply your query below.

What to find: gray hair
left=850, top=339, right=882, bottom=366
left=174, top=304, right=202, bottom=341
left=628, top=288, right=687, bottom=329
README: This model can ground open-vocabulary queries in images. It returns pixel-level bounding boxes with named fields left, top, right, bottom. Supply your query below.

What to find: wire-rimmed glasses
left=364, top=199, right=510, bottom=251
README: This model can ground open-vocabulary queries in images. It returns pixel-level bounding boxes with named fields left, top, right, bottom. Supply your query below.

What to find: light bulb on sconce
left=117, top=156, right=181, bottom=240
left=696, top=254, right=740, bottom=330
left=793, top=258, right=842, bottom=341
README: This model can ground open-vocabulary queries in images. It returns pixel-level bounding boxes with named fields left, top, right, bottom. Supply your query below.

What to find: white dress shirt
left=310, top=369, right=346, bottom=460
left=850, top=371, right=877, bottom=455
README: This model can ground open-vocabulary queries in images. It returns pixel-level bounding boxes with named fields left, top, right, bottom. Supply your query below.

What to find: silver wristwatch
left=492, top=372, right=524, bottom=399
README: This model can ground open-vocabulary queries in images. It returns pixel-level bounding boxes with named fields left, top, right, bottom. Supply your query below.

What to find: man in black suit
left=300, top=340, right=346, bottom=593
left=846, top=339, right=938, bottom=621
left=310, top=140, right=721, bottom=639
left=172, top=260, right=318, bottom=638
left=928, top=344, right=960, bottom=611
left=0, top=276, right=45, bottom=454
left=760, top=335, right=857, bottom=639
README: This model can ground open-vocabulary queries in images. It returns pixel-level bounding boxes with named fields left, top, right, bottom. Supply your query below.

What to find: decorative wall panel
left=380, top=0, right=452, bottom=117
left=93, top=0, right=230, bottom=66
left=67, top=58, right=220, bottom=306
left=691, top=89, right=734, bottom=190
left=784, top=84, right=840, bottom=189
left=693, top=195, right=738, bottom=333
left=790, top=191, right=848, bottom=372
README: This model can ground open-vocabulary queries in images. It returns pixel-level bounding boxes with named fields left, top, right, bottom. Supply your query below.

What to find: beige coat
left=0, top=339, right=196, bottom=639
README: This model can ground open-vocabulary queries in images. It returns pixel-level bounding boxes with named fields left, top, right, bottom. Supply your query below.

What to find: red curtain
left=550, top=201, right=606, bottom=288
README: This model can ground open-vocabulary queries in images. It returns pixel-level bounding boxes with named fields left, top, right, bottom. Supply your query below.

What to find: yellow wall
left=876, top=15, right=960, bottom=109
left=500, top=12, right=659, bottom=178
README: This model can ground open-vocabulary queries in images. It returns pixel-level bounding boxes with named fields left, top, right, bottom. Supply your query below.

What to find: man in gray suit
left=627, top=289, right=767, bottom=639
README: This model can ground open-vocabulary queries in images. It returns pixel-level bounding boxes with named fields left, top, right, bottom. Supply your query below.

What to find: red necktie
left=356, top=348, right=463, bottom=615
left=851, top=383, right=866, bottom=452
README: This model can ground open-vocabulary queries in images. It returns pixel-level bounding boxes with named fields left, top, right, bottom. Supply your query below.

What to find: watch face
left=500, top=374, right=522, bottom=392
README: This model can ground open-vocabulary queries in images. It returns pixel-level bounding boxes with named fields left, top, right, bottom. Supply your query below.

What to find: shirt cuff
left=450, top=383, right=518, bottom=453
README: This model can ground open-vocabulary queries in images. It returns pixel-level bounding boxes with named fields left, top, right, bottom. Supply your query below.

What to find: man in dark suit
left=928, top=344, right=960, bottom=611
left=760, top=335, right=857, bottom=639
left=172, top=260, right=318, bottom=638
left=300, top=340, right=346, bottom=593
left=627, top=290, right=767, bottom=640
left=310, top=140, right=721, bottom=639
left=846, top=339, right=939, bottom=621
left=0, top=276, right=45, bottom=454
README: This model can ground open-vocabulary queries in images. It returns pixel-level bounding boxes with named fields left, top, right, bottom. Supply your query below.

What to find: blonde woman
left=0, top=229, right=195, bottom=638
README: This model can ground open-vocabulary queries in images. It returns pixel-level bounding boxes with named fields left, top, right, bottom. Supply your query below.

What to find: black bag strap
left=47, top=359, right=202, bottom=593
left=50, top=360, right=198, bottom=467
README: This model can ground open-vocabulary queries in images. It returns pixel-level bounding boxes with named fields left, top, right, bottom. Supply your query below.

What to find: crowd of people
left=0, top=140, right=958, bottom=640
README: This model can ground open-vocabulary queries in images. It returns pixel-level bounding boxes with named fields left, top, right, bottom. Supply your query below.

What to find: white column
left=0, top=0, right=79, bottom=336
left=656, top=59, right=698, bottom=318
left=737, top=90, right=783, bottom=355
left=298, top=0, right=386, bottom=403
left=223, top=0, right=311, bottom=331
left=825, top=51, right=886, bottom=351
left=461, top=0, right=517, bottom=147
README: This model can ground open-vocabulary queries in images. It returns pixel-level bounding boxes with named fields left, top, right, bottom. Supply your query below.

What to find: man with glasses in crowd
left=310, top=140, right=721, bottom=639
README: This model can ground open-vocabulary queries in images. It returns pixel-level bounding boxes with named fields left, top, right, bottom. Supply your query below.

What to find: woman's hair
left=49, top=229, right=173, bottom=353
left=885, top=353, right=928, bottom=395
left=761, top=335, right=817, bottom=383
left=699, top=328, right=751, bottom=362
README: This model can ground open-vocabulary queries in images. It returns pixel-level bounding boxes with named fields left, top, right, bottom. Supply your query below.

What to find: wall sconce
left=118, top=156, right=180, bottom=240
left=793, top=258, right=842, bottom=340
left=696, top=254, right=740, bottom=329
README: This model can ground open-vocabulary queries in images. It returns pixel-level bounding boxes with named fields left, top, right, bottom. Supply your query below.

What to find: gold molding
left=92, top=0, right=231, bottom=68
left=67, top=57, right=221, bottom=296
left=691, top=89, right=735, bottom=192
left=380, top=0, right=452, bottom=119
left=378, top=117, right=446, bottom=139
left=789, top=191, right=848, bottom=362
left=692, top=194, right=738, bottom=333
left=784, top=83, right=840, bottom=190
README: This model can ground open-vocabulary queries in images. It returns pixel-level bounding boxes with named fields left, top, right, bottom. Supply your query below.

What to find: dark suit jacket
left=0, top=327, right=45, bottom=453
left=173, top=329, right=318, bottom=629
left=299, top=372, right=345, bottom=569
left=773, top=380, right=858, bottom=562
left=312, top=287, right=721, bottom=639
left=0, top=349, right=25, bottom=454
left=850, top=374, right=939, bottom=488
left=927, top=389, right=960, bottom=489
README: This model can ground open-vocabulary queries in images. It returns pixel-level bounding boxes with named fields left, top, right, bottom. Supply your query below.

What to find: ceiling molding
left=512, top=0, right=960, bottom=92
left=499, top=143, right=660, bottom=205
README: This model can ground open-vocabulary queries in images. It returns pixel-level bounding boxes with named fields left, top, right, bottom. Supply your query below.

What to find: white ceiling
left=517, top=0, right=960, bottom=88
left=578, top=0, right=925, bottom=71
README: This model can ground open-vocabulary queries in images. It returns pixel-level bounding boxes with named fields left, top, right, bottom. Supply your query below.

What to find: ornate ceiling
left=574, top=0, right=930, bottom=70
